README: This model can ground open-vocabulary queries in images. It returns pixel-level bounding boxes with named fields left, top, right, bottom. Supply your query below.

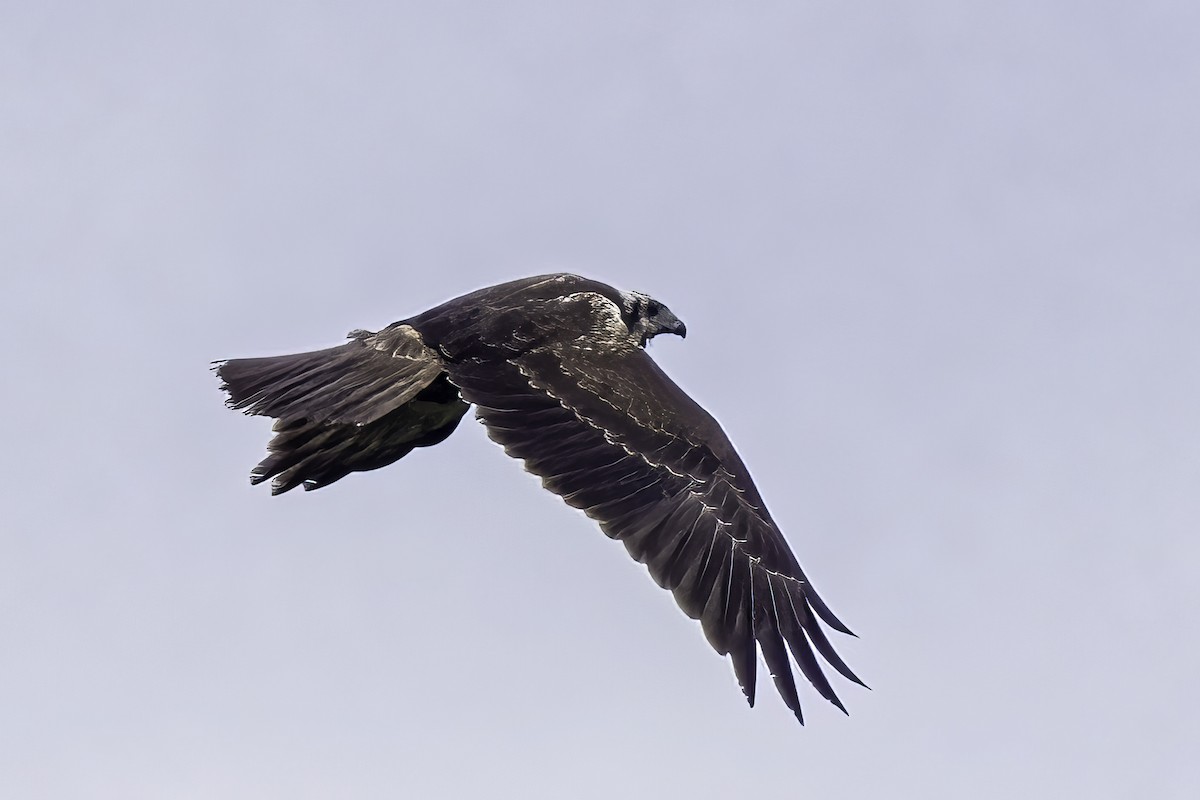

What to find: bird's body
left=217, top=273, right=863, bottom=722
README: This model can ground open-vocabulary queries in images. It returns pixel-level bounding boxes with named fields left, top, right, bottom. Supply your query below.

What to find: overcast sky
left=3, top=2, right=1198, bottom=798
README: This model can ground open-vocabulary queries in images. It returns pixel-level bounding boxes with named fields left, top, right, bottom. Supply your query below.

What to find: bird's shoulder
left=405, top=275, right=634, bottom=359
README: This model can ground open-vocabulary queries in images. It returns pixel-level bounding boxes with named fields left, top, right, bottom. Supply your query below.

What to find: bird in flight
left=216, top=273, right=864, bottom=723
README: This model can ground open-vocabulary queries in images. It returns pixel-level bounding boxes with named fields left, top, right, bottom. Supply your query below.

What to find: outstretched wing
left=216, top=324, right=469, bottom=493
left=447, top=344, right=864, bottom=722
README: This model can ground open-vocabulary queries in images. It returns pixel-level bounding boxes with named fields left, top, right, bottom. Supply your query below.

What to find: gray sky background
left=3, top=2, right=1197, bottom=797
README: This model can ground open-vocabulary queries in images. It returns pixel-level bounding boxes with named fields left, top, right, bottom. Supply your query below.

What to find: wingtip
left=739, top=679, right=756, bottom=708
left=831, top=659, right=868, bottom=689
left=829, top=695, right=849, bottom=716
left=807, top=592, right=856, bottom=636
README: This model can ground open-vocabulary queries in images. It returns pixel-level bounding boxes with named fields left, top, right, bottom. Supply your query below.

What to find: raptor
left=216, top=273, right=864, bottom=722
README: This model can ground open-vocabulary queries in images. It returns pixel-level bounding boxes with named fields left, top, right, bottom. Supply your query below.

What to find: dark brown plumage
left=216, top=273, right=864, bottom=722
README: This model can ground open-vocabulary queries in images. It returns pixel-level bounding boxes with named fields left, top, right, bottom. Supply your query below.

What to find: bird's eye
left=646, top=301, right=660, bottom=316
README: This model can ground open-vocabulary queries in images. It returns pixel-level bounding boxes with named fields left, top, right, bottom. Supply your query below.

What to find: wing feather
left=445, top=344, right=861, bottom=720
left=757, top=573, right=805, bottom=722
left=723, top=561, right=757, bottom=705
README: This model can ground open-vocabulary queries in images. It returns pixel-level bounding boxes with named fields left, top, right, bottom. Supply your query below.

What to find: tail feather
left=216, top=327, right=469, bottom=493
left=216, top=326, right=445, bottom=426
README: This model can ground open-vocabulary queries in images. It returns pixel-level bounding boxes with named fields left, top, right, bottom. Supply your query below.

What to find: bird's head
left=621, top=290, right=687, bottom=347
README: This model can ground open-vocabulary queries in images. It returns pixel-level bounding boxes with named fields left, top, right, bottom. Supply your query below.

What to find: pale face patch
left=617, top=289, right=670, bottom=348
left=619, top=290, right=649, bottom=314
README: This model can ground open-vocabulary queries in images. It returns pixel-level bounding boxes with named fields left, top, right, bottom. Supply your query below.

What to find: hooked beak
left=660, top=309, right=687, bottom=339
